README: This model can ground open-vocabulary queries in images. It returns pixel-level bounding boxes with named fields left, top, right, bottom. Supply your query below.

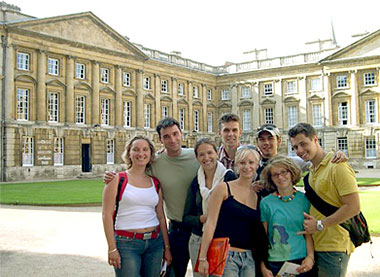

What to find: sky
left=8, top=0, right=380, bottom=66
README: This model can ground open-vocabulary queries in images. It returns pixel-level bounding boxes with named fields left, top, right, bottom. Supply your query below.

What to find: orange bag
left=194, top=237, right=230, bottom=276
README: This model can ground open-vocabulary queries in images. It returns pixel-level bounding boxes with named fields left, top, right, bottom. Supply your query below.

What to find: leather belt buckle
left=143, top=232, right=152, bottom=240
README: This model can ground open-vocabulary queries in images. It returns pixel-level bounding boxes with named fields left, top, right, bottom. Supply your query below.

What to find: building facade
left=0, top=3, right=379, bottom=181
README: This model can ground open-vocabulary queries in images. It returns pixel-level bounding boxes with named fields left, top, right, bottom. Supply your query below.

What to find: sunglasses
left=257, top=124, right=277, bottom=132
left=237, top=145, right=257, bottom=151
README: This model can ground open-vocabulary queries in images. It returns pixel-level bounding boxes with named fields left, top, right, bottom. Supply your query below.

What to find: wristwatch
left=316, top=220, right=324, bottom=231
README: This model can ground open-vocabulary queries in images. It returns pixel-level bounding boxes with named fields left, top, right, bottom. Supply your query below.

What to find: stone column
left=65, top=55, right=74, bottom=123
left=91, top=61, right=99, bottom=125
left=115, top=66, right=122, bottom=127
left=37, top=50, right=46, bottom=122
left=154, top=74, right=161, bottom=126
left=187, top=81, right=193, bottom=131
left=202, top=84, right=207, bottom=132
left=251, top=82, right=259, bottom=128
left=350, top=71, right=357, bottom=126
left=171, top=77, right=178, bottom=118
left=323, top=74, right=332, bottom=126
left=274, top=79, right=283, bottom=129
left=136, top=69, right=144, bottom=128
left=231, top=84, right=238, bottom=114
left=298, top=76, right=307, bottom=122
left=4, top=43, right=14, bottom=121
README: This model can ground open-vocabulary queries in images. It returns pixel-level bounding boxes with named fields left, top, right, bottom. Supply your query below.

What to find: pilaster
left=4, top=43, right=14, bottom=121
left=323, top=74, right=332, bottom=126
left=37, top=49, right=46, bottom=122
left=136, top=69, right=144, bottom=128
left=65, top=55, right=74, bottom=123
left=172, top=77, right=178, bottom=118
left=202, top=84, right=207, bottom=132
left=187, top=81, right=193, bottom=131
left=115, top=66, right=122, bottom=126
left=91, top=61, right=100, bottom=125
left=154, top=74, right=161, bottom=126
left=298, top=76, right=307, bottom=122
left=231, top=84, right=238, bottom=114
left=350, top=71, right=358, bottom=126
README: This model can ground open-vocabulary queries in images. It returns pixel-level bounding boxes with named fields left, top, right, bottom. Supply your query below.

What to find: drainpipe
left=1, top=32, right=7, bottom=182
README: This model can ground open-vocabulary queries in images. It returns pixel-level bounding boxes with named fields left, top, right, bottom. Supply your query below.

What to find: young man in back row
left=289, top=123, right=360, bottom=277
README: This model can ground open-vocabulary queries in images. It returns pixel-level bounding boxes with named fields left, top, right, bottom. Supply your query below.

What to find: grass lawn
left=0, top=179, right=104, bottom=205
left=359, top=190, right=380, bottom=235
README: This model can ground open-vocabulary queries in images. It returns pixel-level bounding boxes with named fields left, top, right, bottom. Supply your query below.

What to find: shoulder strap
left=225, top=182, right=232, bottom=196
left=303, top=173, right=338, bottom=217
left=113, top=172, right=128, bottom=229
left=151, top=176, right=161, bottom=193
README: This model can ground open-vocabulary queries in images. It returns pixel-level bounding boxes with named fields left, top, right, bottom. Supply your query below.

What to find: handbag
left=194, top=237, right=230, bottom=276
left=303, top=173, right=371, bottom=247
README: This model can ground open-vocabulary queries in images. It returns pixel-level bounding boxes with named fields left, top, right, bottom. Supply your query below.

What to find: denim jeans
left=114, top=234, right=164, bottom=277
left=221, top=250, right=255, bottom=277
left=188, top=233, right=202, bottom=277
left=166, top=222, right=191, bottom=277
left=315, top=251, right=350, bottom=277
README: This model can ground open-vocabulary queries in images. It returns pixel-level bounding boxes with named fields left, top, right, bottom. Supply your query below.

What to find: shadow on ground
left=0, top=250, right=113, bottom=277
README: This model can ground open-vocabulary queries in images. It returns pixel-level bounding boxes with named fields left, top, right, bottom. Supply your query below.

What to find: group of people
left=102, top=114, right=360, bottom=277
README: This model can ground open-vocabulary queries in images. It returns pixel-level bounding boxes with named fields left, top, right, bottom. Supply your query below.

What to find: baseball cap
left=257, top=124, right=281, bottom=138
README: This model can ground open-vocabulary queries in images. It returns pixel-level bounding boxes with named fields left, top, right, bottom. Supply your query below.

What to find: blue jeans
left=188, top=233, right=202, bottom=277
left=114, top=234, right=164, bottom=277
left=167, top=221, right=191, bottom=277
left=221, top=250, right=255, bottom=277
left=316, top=251, right=350, bottom=277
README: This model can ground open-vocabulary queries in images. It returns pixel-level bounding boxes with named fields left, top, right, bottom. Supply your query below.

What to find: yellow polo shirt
left=308, top=152, right=358, bottom=254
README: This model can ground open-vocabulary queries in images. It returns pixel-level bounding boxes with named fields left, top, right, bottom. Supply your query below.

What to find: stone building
left=0, top=3, right=379, bottom=181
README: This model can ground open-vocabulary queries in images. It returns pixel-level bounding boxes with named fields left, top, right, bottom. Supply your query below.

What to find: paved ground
left=1, top=202, right=379, bottom=277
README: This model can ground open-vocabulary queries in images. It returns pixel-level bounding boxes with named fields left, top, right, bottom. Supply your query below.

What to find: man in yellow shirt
left=288, top=123, right=360, bottom=277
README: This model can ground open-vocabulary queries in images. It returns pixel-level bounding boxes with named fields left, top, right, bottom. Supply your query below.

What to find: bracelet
left=198, top=257, right=207, bottom=262
left=108, top=248, right=118, bottom=254
left=306, top=255, right=315, bottom=264
left=165, top=245, right=170, bottom=249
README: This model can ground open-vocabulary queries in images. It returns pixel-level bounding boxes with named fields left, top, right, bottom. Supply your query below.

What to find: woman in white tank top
left=102, top=135, right=172, bottom=276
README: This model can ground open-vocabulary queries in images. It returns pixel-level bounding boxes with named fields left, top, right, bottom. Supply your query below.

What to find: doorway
left=82, top=144, right=92, bottom=172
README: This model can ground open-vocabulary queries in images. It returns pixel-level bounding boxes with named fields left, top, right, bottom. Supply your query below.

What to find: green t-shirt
left=151, top=148, right=199, bottom=222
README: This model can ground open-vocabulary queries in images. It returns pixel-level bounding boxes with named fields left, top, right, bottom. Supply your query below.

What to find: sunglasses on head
left=257, top=124, right=277, bottom=132
left=237, top=145, right=257, bottom=151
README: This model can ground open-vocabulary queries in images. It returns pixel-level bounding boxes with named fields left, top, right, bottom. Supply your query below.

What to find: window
left=22, top=137, right=34, bottom=166
left=162, top=106, right=169, bottom=118
left=16, top=88, right=29, bottom=121
left=221, top=89, right=230, bottom=100
left=54, top=137, right=64, bottom=166
left=48, top=58, right=59, bottom=75
left=207, top=89, right=212, bottom=100
left=207, top=112, right=213, bottom=133
left=311, top=77, right=321, bottom=91
left=144, top=77, right=150, bottom=90
left=193, top=86, right=199, bottom=98
left=288, top=105, right=297, bottom=127
left=264, top=83, right=273, bottom=95
left=107, top=139, right=114, bottom=164
left=242, top=87, right=251, bottom=98
left=365, top=137, right=376, bottom=158
left=364, top=72, right=375, bottom=86
left=179, top=108, right=185, bottom=130
left=194, top=110, right=200, bottom=131
left=337, top=137, right=348, bottom=156
left=365, top=100, right=377, bottom=124
left=17, top=52, right=29, bottom=70
left=48, top=92, right=59, bottom=122
left=338, top=102, right=349, bottom=125
left=75, top=95, right=85, bottom=124
left=161, top=80, right=168, bottom=92
left=100, top=68, right=110, bottom=83
left=101, top=98, right=110, bottom=126
left=243, top=110, right=251, bottom=131
left=178, top=83, right=184, bottom=95
left=287, top=80, right=296, bottom=93
left=144, top=104, right=151, bottom=128
left=318, top=138, right=324, bottom=148
left=123, top=72, right=131, bottom=87
left=264, top=108, right=274, bottom=124
left=75, top=63, right=85, bottom=79
left=123, top=101, right=131, bottom=127
left=312, top=103, right=322, bottom=127
left=337, top=75, right=348, bottom=88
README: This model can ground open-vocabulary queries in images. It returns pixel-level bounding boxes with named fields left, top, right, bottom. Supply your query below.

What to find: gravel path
left=0, top=204, right=379, bottom=277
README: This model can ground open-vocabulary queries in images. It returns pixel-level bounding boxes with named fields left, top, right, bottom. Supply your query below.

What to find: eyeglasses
left=271, top=169, right=290, bottom=179
left=237, top=145, right=257, bottom=151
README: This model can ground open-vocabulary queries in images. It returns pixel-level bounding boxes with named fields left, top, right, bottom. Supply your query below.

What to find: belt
left=115, top=226, right=160, bottom=240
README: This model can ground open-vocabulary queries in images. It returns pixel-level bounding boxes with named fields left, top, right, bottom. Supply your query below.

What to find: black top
left=182, top=170, right=237, bottom=236
left=213, top=182, right=265, bottom=251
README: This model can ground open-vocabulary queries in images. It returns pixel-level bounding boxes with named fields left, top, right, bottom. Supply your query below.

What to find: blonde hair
left=234, top=147, right=260, bottom=174
left=121, top=135, right=155, bottom=169
left=260, top=155, right=301, bottom=191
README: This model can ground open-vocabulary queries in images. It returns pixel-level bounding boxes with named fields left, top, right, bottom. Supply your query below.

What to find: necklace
left=126, top=170, right=145, bottom=178
left=276, top=188, right=297, bottom=202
